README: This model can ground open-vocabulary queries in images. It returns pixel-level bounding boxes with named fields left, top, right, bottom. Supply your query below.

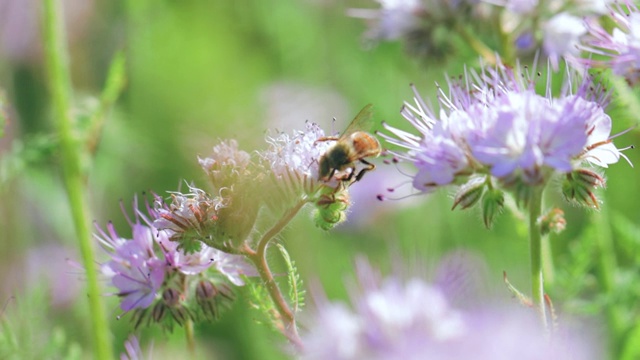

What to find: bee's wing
left=341, top=104, right=374, bottom=137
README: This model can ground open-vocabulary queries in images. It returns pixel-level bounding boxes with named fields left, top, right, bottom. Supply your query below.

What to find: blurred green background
left=1, top=0, right=639, bottom=358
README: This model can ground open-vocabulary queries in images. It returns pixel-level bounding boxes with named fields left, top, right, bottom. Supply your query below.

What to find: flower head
left=198, top=139, right=251, bottom=192
left=347, top=0, right=426, bottom=41
left=96, top=220, right=166, bottom=312
left=543, top=13, right=587, bottom=70
left=95, top=198, right=255, bottom=327
left=262, top=121, right=333, bottom=200
left=380, top=62, right=628, bottom=199
left=580, top=1, right=640, bottom=85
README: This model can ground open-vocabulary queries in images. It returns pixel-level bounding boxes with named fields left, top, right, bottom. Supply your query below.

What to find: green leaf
left=0, top=134, right=59, bottom=188
left=245, top=279, right=278, bottom=328
left=276, top=243, right=305, bottom=312
left=85, top=51, right=127, bottom=154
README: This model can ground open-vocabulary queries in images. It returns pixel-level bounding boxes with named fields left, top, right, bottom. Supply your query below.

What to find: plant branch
left=529, top=186, right=547, bottom=327
left=42, top=1, right=113, bottom=358
left=246, top=200, right=307, bottom=347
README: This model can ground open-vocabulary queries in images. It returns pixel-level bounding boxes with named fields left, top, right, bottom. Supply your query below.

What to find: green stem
left=529, top=187, right=546, bottom=327
left=246, top=201, right=306, bottom=348
left=454, top=23, right=497, bottom=66
left=593, top=204, right=625, bottom=347
left=185, top=319, right=196, bottom=356
left=42, top=1, right=112, bottom=358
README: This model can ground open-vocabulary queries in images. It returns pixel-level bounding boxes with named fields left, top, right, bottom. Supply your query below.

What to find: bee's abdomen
left=350, top=132, right=381, bottom=157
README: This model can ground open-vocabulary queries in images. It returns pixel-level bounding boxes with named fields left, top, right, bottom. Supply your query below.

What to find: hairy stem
left=42, top=0, right=113, bottom=358
left=185, top=318, right=196, bottom=356
left=246, top=201, right=306, bottom=347
left=529, top=187, right=547, bottom=327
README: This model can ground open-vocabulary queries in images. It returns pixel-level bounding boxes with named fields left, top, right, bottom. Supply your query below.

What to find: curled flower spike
left=153, top=186, right=225, bottom=253
left=198, top=139, right=251, bottom=192
left=261, top=121, right=334, bottom=208
left=380, top=61, right=630, bottom=203
left=95, top=198, right=255, bottom=329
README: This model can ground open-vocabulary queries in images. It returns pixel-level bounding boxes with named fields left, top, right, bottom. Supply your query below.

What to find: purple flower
left=299, top=257, right=603, bottom=359
left=381, top=62, right=628, bottom=192
left=152, top=186, right=224, bottom=241
left=96, top=221, right=166, bottom=312
left=95, top=198, right=256, bottom=320
left=198, top=139, right=251, bottom=192
left=261, top=121, right=335, bottom=207
left=263, top=121, right=332, bottom=184
left=157, top=235, right=256, bottom=285
left=543, top=13, right=586, bottom=70
left=580, top=1, right=640, bottom=85
left=347, top=0, right=425, bottom=41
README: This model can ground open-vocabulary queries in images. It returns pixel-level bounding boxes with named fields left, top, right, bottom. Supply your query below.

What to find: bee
left=317, top=104, right=381, bottom=183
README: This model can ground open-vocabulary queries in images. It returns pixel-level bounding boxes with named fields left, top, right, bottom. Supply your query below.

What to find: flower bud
left=196, top=280, right=235, bottom=320
left=539, top=208, right=566, bottom=236
left=313, top=186, right=350, bottom=231
left=562, top=169, right=604, bottom=208
left=481, top=188, right=504, bottom=229
left=452, top=177, right=486, bottom=210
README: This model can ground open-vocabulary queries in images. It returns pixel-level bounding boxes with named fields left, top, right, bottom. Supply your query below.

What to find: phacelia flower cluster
left=300, top=258, right=602, bottom=360
left=348, top=0, right=483, bottom=59
left=348, top=0, right=612, bottom=68
left=379, top=61, right=629, bottom=220
left=152, top=118, right=365, bottom=256
left=579, top=1, right=640, bottom=86
left=96, top=198, right=255, bottom=329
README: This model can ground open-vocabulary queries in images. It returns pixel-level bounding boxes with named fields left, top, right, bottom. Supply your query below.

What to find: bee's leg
left=316, top=193, right=336, bottom=208
left=328, top=167, right=337, bottom=180
left=340, top=167, right=356, bottom=182
left=354, top=159, right=376, bottom=182
left=314, top=136, right=339, bottom=144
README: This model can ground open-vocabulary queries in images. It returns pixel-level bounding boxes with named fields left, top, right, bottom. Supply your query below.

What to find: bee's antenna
left=331, top=117, right=337, bottom=136
left=377, top=179, right=419, bottom=201
left=377, top=190, right=423, bottom=202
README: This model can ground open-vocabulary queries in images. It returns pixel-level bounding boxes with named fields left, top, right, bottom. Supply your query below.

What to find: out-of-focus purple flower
left=211, top=249, right=258, bottom=286
left=341, top=165, right=420, bottom=229
left=299, top=257, right=603, bottom=360
left=0, top=0, right=94, bottom=63
left=120, top=335, right=147, bottom=360
left=483, top=0, right=537, bottom=14
left=580, top=1, right=640, bottom=85
left=543, top=13, right=587, bottom=70
left=347, top=0, right=426, bottom=40
left=515, top=31, right=536, bottom=50
left=380, top=62, right=628, bottom=193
